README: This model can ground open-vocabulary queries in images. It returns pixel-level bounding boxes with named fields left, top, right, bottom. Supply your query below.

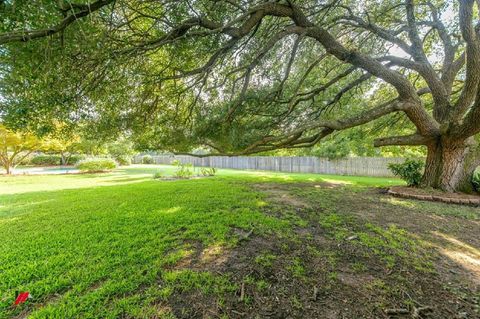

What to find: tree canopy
left=1, top=0, right=480, bottom=191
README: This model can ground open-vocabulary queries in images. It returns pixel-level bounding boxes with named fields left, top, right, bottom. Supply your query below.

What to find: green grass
left=0, top=164, right=402, bottom=195
left=0, top=165, right=470, bottom=318
left=0, top=165, right=393, bottom=318
left=0, top=166, right=297, bottom=318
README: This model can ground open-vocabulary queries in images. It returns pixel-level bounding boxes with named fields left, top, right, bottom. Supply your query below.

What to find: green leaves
left=75, top=158, right=117, bottom=172
left=0, top=124, right=46, bottom=173
left=472, top=168, right=480, bottom=192
left=0, top=0, right=471, bottom=160
left=388, top=159, right=425, bottom=186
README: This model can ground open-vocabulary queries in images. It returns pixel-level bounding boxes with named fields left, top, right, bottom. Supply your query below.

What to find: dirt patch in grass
left=155, top=182, right=479, bottom=318
left=253, top=183, right=315, bottom=208
left=342, top=187, right=480, bottom=290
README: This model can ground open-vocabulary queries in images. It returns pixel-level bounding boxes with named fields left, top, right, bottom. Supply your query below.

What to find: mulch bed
left=388, top=186, right=480, bottom=206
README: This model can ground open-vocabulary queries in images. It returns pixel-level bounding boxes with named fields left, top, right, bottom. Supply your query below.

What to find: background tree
left=73, top=139, right=107, bottom=157
left=0, top=125, right=45, bottom=174
left=1, top=0, right=480, bottom=192
left=107, top=139, right=135, bottom=165
left=43, top=133, right=82, bottom=165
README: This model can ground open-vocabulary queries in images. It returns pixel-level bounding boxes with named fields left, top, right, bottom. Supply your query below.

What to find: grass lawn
left=0, top=165, right=478, bottom=318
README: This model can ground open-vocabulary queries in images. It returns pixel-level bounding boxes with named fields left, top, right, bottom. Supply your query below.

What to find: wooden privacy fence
left=133, top=155, right=407, bottom=177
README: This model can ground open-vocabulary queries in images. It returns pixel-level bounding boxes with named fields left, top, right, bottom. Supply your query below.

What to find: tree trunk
left=5, top=165, right=11, bottom=175
left=421, top=137, right=479, bottom=193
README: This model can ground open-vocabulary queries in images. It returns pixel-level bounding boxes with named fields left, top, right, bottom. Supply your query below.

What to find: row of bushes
left=76, top=158, right=117, bottom=172
left=75, top=158, right=216, bottom=176
left=25, top=154, right=132, bottom=166
left=30, top=155, right=86, bottom=166
left=153, top=160, right=217, bottom=179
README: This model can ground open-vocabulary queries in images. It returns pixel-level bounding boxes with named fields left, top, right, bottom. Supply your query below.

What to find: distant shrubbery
left=172, top=160, right=193, bottom=178
left=472, top=169, right=480, bottom=192
left=76, top=158, right=117, bottom=172
left=151, top=160, right=218, bottom=180
left=152, top=162, right=218, bottom=180
left=153, top=171, right=163, bottom=179
left=388, top=159, right=424, bottom=186
left=142, top=155, right=154, bottom=164
left=200, top=167, right=217, bottom=176
left=66, top=155, right=86, bottom=165
left=30, top=155, right=124, bottom=171
left=107, top=141, right=133, bottom=166
left=31, top=155, right=62, bottom=166
left=112, top=154, right=131, bottom=166
left=29, top=154, right=85, bottom=166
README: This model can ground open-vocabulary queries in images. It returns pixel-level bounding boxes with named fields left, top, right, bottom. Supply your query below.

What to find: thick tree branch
left=379, top=55, right=449, bottom=116
left=452, top=0, right=480, bottom=121
left=424, top=1, right=456, bottom=86
left=176, top=98, right=403, bottom=156
left=308, top=99, right=401, bottom=131
left=0, top=0, right=114, bottom=44
left=454, top=97, right=480, bottom=138
left=374, top=134, right=432, bottom=147
left=405, top=0, right=428, bottom=62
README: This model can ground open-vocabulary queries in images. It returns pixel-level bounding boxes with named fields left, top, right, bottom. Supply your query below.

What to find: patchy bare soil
left=160, top=182, right=480, bottom=318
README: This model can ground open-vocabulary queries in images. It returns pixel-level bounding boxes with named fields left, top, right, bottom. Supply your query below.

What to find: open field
left=0, top=165, right=478, bottom=318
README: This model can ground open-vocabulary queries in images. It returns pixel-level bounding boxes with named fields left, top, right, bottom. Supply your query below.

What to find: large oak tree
left=1, top=0, right=480, bottom=192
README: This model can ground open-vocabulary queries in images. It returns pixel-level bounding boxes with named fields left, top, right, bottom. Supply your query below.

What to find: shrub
left=76, top=158, right=117, bottom=172
left=142, top=155, right=154, bottom=164
left=472, top=168, right=480, bottom=192
left=65, top=154, right=86, bottom=165
left=200, top=167, right=217, bottom=176
left=107, top=141, right=134, bottom=166
left=112, top=154, right=131, bottom=166
left=388, top=159, right=424, bottom=186
left=153, top=171, right=163, bottom=179
left=172, top=160, right=193, bottom=178
left=31, top=155, right=61, bottom=166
